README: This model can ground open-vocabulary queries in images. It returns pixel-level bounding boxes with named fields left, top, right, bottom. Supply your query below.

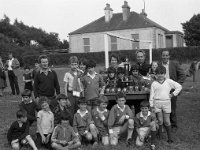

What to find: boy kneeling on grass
left=135, top=100, right=157, bottom=150
left=149, top=65, right=182, bottom=144
left=108, top=92, right=134, bottom=146
left=7, top=109, right=38, bottom=150
left=92, top=95, right=109, bottom=145
left=73, top=98, right=99, bottom=146
left=51, top=114, right=81, bottom=150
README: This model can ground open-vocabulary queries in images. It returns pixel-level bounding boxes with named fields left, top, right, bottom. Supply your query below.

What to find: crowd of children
left=7, top=55, right=182, bottom=150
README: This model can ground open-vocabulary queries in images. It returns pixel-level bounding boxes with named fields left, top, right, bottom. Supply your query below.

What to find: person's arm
left=64, top=73, right=69, bottom=96
left=51, top=127, right=59, bottom=143
left=18, top=122, right=30, bottom=141
left=33, top=73, right=39, bottom=99
left=7, top=122, right=15, bottom=144
left=134, top=115, right=141, bottom=129
left=126, top=105, right=134, bottom=119
left=169, top=79, right=182, bottom=97
left=37, top=112, right=45, bottom=139
left=99, top=74, right=105, bottom=94
left=73, top=114, right=78, bottom=134
left=176, top=62, right=186, bottom=84
left=149, top=82, right=155, bottom=108
left=107, top=106, right=116, bottom=132
left=53, top=71, right=60, bottom=95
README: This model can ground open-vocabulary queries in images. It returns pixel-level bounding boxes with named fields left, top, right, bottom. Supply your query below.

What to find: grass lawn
left=0, top=65, right=200, bottom=150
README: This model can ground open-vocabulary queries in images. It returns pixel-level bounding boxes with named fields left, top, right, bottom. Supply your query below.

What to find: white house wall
left=69, top=27, right=165, bottom=53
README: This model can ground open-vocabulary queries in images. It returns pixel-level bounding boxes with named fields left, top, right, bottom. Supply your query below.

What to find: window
left=110, top=36, right=117, bottom=51
left=158, top=34, right=163, bottom=48
left=131, top=34, right=139, bottom=49
left=83, top=38, right=90, bottom=52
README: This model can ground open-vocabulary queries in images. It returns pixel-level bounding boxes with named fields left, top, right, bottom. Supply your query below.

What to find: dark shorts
left=87, top=98, right=98, bottom=107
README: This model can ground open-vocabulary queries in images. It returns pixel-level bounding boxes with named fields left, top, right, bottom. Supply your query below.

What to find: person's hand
left=60, top=140, right=67, bottom=145
left=169, top=93, right=174, bottom=98
left=139, top=136, right=144, bottom=142
left=41, top=135, right=46, bottom=144
left=99, top=113, right=104, bottom=119
left=11, top=139, right=19, bottom=144
left=35, top=97, right=39, bottom=104
left=118, top=115, right=126, bottom=124
left=45, top=134, right=51, bottom=144
left=150, top=107, right=155, bottom=113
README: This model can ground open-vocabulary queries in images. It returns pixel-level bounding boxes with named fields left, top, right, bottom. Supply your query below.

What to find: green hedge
left=22, top=46, right=200, bottom=66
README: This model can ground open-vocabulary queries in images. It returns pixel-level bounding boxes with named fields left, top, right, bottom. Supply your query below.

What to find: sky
left=0, top=0, right=200, bottom=41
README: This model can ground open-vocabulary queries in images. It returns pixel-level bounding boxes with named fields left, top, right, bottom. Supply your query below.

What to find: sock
left=151, top=131, right=156, bottom=145
left=158, top=125, right=163, bottom=139
left=165, top=125, right=172, bottom=141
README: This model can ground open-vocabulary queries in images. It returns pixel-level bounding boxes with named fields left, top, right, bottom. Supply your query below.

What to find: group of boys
left=7, top=55, right=182, bottom=150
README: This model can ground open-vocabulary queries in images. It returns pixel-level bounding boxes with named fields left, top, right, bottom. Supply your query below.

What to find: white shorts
left=154, top=100, right=171, bottom=113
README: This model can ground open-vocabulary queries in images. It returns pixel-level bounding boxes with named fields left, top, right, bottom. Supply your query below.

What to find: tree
left=182, top=14, right=200, bottom=46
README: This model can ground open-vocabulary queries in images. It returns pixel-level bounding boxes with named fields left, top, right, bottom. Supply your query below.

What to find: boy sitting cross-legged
left=73, top=98, right=99, bottom=146
left=7, top=109, right=38, bottom=150
left=108, top=92, right=134, bottom=146
left=135, top=100, right=157, bottom=150
left=51, top=114, right=81, bottom=150
left=92, top=95, right=109, bottom=145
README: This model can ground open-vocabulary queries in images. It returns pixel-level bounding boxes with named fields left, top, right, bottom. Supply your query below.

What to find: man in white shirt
left=5, top=53, right=20, bottom=95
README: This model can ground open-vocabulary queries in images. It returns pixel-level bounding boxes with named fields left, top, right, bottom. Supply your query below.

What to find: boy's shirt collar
left=77, top=109, right=88, bottom=117
left=87, top=72, right=97, bottom=79
left=97, top=107, right=107, bottom=113
left=117, top=104, right=126, bottom=112
left=23, top=99, right=33, bottom=104
left=140, top=111, right=151, bottom=120
left=40, top=67, right=52, bottom=75
left=42, top=109, right=52, bottom=114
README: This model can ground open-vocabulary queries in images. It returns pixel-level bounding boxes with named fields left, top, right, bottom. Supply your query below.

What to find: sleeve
left=169, top=79, right=182, bottom=96
left=99, top=74, right=105, bottom=87
left=73, top=114, right=78, bottom=133
left=149, top=82, right=155, bottom=107
left=71, top=127, right=79, bottom=141
left=33, top=73, right=39, bottom=98
left=7, top=122, right=15, bottom=144
left=53, top=108, right=60, bottom=126
left=151, top=113, right=157, bottom=122
left=134, top=115, right=141, bottom=129
left=176, top=62, right=186, bottom=84
left=102, top=111, right=109, bottom=126
left=18, top=122, right=30, bottom=141
left=125, top=105, right=133, bottom=119
left=63, top=72, right=69, bottom=83
left=51, top=126, right=59, bottom=143
left=107, top=106, right=116, bottom=129
left=86, top=113, right=93, bottom=131
left=53, top=71, right=60, bottom=95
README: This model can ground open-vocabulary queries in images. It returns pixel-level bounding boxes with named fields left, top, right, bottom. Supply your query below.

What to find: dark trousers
left=35, top=133, right=52, bottom=150
left=8, top=70, right=20, bottom=95
left=170, top=96, right=177, bottom=127
left=68, top=92, right=79, bottom=115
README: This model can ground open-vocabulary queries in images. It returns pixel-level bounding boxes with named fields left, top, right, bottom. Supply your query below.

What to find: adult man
left=160, top=50, right=186, bottom=129
left=4, top=53, right=20, bottom=95
left=34, top=55, right=60, bottom=110
left=135, top=50, right=151, bottom=76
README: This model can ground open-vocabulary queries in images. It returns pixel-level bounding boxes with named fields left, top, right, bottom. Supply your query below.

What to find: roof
left=166, top=31, right=183, bottom=35
left=69, top=11, right=169, bottom=35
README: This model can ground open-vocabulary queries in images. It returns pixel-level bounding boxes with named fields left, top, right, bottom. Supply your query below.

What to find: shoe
left=167, top=140, right=173, bottom=144
left=150, top=144, right=156, bottom=150
left=93, top=141, right=98, bottom=146
left=126, top=138, right=132, bottom=147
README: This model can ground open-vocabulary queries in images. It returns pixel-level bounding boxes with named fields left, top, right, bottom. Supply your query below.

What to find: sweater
left=34, top=69, right=60, bottom=98
left=7, top=121, right=29, bottom=144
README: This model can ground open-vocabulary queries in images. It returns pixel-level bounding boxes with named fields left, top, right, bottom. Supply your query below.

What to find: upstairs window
left=131, top=34, right=139, bottom=49
left=110, top=36, right=117, bottom=51
left=83, top=38, right=90, bottom=52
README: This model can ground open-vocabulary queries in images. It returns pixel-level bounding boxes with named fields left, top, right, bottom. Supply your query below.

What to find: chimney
left=140, top=9, right=147, bottom=17
left=104, top=3, right=113, bottom=23
left=122, top=1, right=131, bottom=21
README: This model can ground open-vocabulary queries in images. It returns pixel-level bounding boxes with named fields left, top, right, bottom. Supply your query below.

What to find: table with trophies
left=104, top=62, right=150, bottom=101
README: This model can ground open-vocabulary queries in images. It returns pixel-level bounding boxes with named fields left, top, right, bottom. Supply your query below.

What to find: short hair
left=60, top=113, right=70, bottom=122
left=38, top=55, right=48, bottom=63
left=69, top=56, right=78, bottom=64
left=16, top=109, right=27, bottom=118
left=97, top=95, right=109, bottom=105
left=24, top=65, right=30, bottom=70
left=99, top=68, right=107, bottom=74
left=140, top=100, right=150, bottom=108
left=86, top=59, right=96, bottom=69
left=56, top=94, right=68, bottom=101
left=117, top=67, right=125, bottom=74
left=155, top=65, right=166, bottom=74
left=136, top=50, right=146, bottom=57
left=161, top=50, right=170, bottom=55
left=107, top=67, right=116, bottom=74
left=78, top=97, right=87, bottom=105
left=151, top=61, right=158, bottom=66
left=21, top=89, right=31, bottom=97
left=120, top=56, right=127, bottom=62
left=79, top=58, right=88, bottom=65
left=130, top=64, right=139, bottom=72
left=109, top=54, right=119, bottom=63
left=115, top=91, right=126, bottom=100
left=38, top=96, right=49, bottom=107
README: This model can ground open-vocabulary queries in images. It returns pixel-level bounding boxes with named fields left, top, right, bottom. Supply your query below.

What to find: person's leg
left=170, top=96, right=177, bottom=128
left=136, top=127, right=149, bottom=146
left=85, top=132, right=93, bottom=142
left=164, top=113, right=173, bottom=143
left=156, top=112, right=164, bottom=139
left=51, top=142, right=65, bottom=150
left=8, top=70, right=15, bottom=95
left=150, top=121, right=157, bottom=148
left=68, top=92, right=76, bottom=115
left=26, top=135, right=38, bottom=150
left=102, top=136, right=109, bottom=145
left=13, top=74, right=20, bottom=95
left=35, top=133, right=43, bottom=149
left=11, top=142, right=20, bottom=150
left=67, top=139, right=81, bottom=149
left=89, top=124, right=98, bottom=144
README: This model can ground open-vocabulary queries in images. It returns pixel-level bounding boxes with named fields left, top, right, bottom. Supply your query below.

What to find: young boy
left=149, top=65, right=182, bottom=143
left=36, top=97, right=54, bottom=149
left=135, top=100, right=157, bottom=150
left=19, top=89, right=38, bottom=126
left=64, top=56, right=81, bottom=115
left=82, top=59, right=105, bottom=113
left=105, top=67, right=117, bottom=89
left=73, top=98, right=99, bottom=145
left=108, top=92, right=134, bottom=146
left=53, top=94, right=73, bottom=126
left=116, top=67, right=125, bottom=89
left=51, top=114, right=81, bottom=150
left=23, top=66, right=33, bottom=91
left=7, top=109, right=38, bottom=150
left=92, top=95, right=109, bottom=145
